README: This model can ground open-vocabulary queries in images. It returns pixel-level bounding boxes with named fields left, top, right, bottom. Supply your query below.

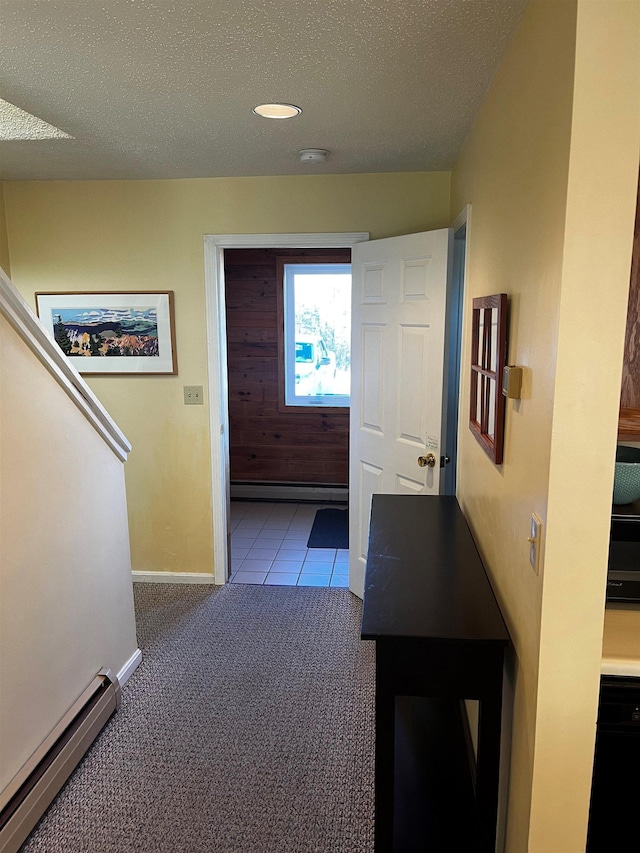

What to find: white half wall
left=0, top=309, right=139, bottom=794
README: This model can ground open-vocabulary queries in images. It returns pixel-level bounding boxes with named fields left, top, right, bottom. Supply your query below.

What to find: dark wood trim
left=618, top=406, right=640, bottom=440
left=469, top=293, right=508, bottom=465
left=619, top=170, right=640, bottom=436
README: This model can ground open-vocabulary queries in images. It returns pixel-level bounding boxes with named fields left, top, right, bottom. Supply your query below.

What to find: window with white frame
left=282, top=262, right=351, bottom=408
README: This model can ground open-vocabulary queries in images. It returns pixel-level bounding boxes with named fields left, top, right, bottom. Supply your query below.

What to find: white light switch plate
left=184, top=385, right=204, bottom=405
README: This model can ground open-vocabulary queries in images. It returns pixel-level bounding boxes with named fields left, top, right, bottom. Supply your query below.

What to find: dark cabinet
left=361, top=495, right=510, bottom=852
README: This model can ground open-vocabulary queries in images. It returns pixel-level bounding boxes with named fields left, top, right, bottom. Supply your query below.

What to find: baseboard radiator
left=230, top=481, right=349, bottom=502
left=0, top=669, right=121, bottom=853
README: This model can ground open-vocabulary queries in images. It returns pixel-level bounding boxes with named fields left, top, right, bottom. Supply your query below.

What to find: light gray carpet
left=21, top=583, right=376, bottom=853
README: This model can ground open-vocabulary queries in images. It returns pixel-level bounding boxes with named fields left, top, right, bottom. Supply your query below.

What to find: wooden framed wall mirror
left=469, top=293, right=508, bottom=464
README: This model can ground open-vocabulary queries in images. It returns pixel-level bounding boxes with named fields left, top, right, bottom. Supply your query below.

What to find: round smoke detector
left=298, top=148, right=328, bottom=164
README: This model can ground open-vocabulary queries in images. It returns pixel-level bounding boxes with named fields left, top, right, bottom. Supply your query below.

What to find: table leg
left=475, top=672, right=503, bottom=852
left=375, top=644, right=395, bottom=852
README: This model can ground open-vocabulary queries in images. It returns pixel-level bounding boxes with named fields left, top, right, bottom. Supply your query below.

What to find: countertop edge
left=601, top=658, right=640, bottom=677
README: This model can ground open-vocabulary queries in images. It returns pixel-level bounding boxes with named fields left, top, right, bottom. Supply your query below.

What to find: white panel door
left=349, top=229, right=453, bottom=598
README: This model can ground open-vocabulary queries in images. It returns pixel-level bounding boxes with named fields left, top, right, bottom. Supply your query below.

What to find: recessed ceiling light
left=252, top=103, right=302, bottom=120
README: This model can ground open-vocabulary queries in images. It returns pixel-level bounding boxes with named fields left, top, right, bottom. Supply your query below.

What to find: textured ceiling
left=0, top=0, right=528, bottom=181
left=0, top=97, right=72, bottom=140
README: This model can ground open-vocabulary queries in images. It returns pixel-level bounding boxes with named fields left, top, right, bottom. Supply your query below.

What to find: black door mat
left=307, top=508, right=349, bottom=549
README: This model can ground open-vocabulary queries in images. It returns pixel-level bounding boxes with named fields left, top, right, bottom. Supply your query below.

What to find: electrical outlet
left=528, top=513, right=542, bottom=573
left=183, top=385, right=204, bottom=405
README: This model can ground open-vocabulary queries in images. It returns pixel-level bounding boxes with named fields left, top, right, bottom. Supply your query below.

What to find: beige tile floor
left=229, top=501, right=349, bottom=587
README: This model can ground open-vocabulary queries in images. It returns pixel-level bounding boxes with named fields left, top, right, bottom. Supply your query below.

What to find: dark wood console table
left=361, top=495, right=510, bottom=852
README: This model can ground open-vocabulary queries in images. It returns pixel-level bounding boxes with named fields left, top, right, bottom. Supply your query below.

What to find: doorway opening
left=224, top=248, right=352, bottom=492
left=203, top=233, right=369, bottom=585
left=204, top=221, right=469, bottom=588
left=223, top=247, right=353, bottom=589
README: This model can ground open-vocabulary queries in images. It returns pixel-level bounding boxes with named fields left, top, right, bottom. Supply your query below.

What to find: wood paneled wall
left=224, top=248, right=350, bottom=484
left=619, top=173, right=640, bottom=437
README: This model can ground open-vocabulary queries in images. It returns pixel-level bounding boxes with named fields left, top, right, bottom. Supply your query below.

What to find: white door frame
left=203, top=232, right=369, bottom=584
left=446, top=204, right=472, bottom=496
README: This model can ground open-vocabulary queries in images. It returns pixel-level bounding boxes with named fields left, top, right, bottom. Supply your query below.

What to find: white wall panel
left=359, top=461, right=383, bottom=559
left=402, top=257, right=432, bottom=301
left=361, top=324, right=385, bottom=434
left=362, top=263, right=386, bottom=304
left=396, top=474, right=424, bottom=494
left=397, top=325, right=428, bottom=446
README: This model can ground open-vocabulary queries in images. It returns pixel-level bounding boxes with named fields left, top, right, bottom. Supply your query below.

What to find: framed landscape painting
left=36, top=291, right=177, bottom=375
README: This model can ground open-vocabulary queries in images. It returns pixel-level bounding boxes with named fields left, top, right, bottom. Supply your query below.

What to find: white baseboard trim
left=132, top=571, right=217, bottom=585
left=117, top=648, right=142, bottom=687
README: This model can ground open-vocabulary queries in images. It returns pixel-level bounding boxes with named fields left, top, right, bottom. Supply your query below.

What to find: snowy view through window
left=284, top=264, right=351, bottom=407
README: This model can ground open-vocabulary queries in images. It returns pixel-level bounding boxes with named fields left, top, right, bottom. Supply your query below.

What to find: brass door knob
left=418, top=453, right=437, bottom=468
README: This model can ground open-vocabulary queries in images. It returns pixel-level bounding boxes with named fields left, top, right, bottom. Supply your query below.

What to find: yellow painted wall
left=451, top=1, right=640, bottom=850
left=3, top=172, right=451, bottom=575
left=0, top=184, right=10, bottom=277
left=528, top=2, right=640, bottom=850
